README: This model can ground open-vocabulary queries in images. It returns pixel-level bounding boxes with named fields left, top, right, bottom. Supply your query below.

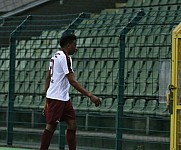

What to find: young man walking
left=40, top=34, right=101, bottom=150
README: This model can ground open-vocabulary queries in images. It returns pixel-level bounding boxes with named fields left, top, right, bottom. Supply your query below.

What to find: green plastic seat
left=100, top=98, right=114, bottom=112
left=109, top=99, right=117, bottom=113
left=146, top=83, right=158, bottom=96
left=134, top=83, right=146, bottom=96
left=132, top=99, right=146, bottom=114
left=123, top=98, right=135, bottom=114
left=124, top=82, right=136, bottom=95
left=79, top=97, right=89, bottom=111
left=71, top=96, right=82, bottom=111
left=155, top=102, right=169, bottom=117
left=87, top=99, right=100, bottom=112
left=0, top=94, right=6, bottom=106
left=1, top=95, right=8, bottom=107
left=144, top=100, right=158, bottom=115
left=14, top=95, right=24, bottom=108
left=20, top=95, right=33, bottom=108
left=31, top=95, right=43, bottom=109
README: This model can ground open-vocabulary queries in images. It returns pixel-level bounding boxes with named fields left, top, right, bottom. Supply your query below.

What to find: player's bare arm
left=42, top=70, right=51, bottom=113
left=66, top=72, right=101, bottom=107
left=44, top=70, right=51, bottom=94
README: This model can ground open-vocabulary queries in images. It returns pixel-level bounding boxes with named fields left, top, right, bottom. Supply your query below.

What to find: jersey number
left=50, top=59, right=54, bottom=83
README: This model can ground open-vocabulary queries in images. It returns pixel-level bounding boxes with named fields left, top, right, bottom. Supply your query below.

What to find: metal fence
left=1, top=2, right=181, bottom=150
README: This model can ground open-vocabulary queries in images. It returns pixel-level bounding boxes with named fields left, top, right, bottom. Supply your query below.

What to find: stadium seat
left=136, top=71, right=147, bottom=83
left=88, top=70, right=100, bottom=83
left=139, top=47, right=150, bottom=58
left=96, top=69, right=109, bottom=83
left=14, top=95, right=24, bottom=108
left=79, top=97, right=89, bottom=111
left=14, top=81, right=21, bottom=93
left=1, top=95, right=8, bottom=107
left=78, top=69, right=89, bottom=82
left=132, top=99, right=146, bottom=114
left=20, top=95, right=33, bottom=108
left=87, top=99, right=100, bottom=112
left=146, top=83, right=159, bottom=96
left=16, top=40, right=26, bottom=50
left=159, top=0, right=168, bottom=5
left=124, top=82, right=136, bottom=95
left=106, top=71, right=118, bottom=84
left=155, top=102, right=169, bottom=117
left=123, top=98, right=135, bottom=114
left=94, top=84, right=105, bottom=95
left=71, top=96, right=82, bottom=111
left=100, top=98, right=113, bottom=112
left=3, top=81, right=9, bottom=93
left=147, top=70, right=159, bottom=83
left=16, top=60, right=27, bottom=70
left=110, top=99, right=118, bottom=113
left=102, top=84, right=114, bottom=95
left=1, top=60, right=9, bottom=70
left=126, top=70, right=139, bottom=83
left=83, top=48, right=94, bottom=58
left=1, top=70, right=9, bottom=82
left=0, top=81, right=4, bottom=93
left=134, top=82, right=146, bottom=96
left=0, top=47, right=9, bottom=58
left=168, top=0, right=177, bottom=4
left=133, top=0, right=143, bottom=7
left=0, top=94, right=6, bottom=106
left=30, top=95, right=43, bottom=109
left=144, top=100, right=158, bottom=115
left=125, top=60, right=134, bottom=73
left=126, top=0, right=135, bottom=7
left=19, top=81, right=30, bottom=93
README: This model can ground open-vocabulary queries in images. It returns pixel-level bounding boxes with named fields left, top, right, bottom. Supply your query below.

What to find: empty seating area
left=1, top=1, right=180, bottom=117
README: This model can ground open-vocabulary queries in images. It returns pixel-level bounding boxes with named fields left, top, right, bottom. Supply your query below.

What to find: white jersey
left=46, top=50, right=73, bottom=101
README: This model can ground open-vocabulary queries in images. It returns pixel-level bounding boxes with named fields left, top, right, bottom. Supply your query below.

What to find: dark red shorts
left=45, top=98, right=76, bottom=124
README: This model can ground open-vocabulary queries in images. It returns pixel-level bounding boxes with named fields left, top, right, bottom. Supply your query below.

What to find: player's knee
left=67, top=120, right=76, bottom=130
left=46, top=123, right=57, bottom=133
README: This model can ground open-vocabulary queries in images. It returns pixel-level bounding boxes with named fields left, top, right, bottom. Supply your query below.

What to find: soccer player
left=40, top=34, right=101, bottom=150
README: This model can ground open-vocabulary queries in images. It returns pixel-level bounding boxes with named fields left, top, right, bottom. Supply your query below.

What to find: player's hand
left=89, top=95, right=101, bottom=107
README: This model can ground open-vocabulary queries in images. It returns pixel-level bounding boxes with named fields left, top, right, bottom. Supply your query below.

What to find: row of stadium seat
left=0, top=59, right=159, bottom=78
left=127, top=0, right=179, bottom=7
left=0, top=45, right=170, bottom=60
left=0, top=94, right=169, bottom=116
left=0, top=80, right=158, bottom=97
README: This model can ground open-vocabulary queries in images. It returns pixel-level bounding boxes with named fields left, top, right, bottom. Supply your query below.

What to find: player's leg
left=65, top=119, right=76, bottom=150
left=40, top=99, right=65, bottom=150
left=63, top=100, right=77, bottom=150
left=40, top=123, right=57, bottom=150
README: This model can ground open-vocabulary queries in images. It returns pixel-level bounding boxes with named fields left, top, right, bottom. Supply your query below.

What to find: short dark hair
left=59, top=34, right=77, bottom=47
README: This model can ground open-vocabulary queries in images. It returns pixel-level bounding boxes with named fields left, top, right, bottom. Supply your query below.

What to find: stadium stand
left=1, top=0, right=181, bottom=149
